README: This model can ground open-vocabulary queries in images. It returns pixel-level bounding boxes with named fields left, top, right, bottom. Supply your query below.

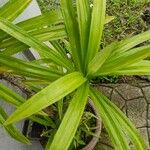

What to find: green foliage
left=0, top=0, right=150, bottom=150
left=103, top=0, right=150, bottom=46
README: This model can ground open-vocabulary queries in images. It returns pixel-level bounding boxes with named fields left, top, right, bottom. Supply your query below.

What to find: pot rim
left=81, top=100, right=102, bottom=150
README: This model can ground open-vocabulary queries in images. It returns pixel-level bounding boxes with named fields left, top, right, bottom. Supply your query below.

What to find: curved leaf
left=0, top=18, right=73, bottom=71
left=0, top=83, right=55, bottom=127
left=97, top=45, right=150, bottom=75
left=0, top=83, right=24, bottom=106
left=0, top=9, right=63, bottom=41
left=0, top=25, right=66, bottom=49
left=0, top=0, right=31, bottom=21
left=91, top=88, right=147, bottom=150
left=0, top=54, right=63, bottom=81
left=111, top=60, right=150, bottom=75
left=111, top=30, right=150, bottom=57
left=90, top=87, right=130, bottom=150
left=4, top=72, right=86, bottom=125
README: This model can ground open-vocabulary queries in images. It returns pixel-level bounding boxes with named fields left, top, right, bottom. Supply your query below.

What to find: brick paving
left=94, top=79, right=150, bottom=150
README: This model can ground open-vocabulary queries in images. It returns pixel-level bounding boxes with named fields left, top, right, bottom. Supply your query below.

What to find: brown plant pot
left=81, top=100, right=102, bottom=150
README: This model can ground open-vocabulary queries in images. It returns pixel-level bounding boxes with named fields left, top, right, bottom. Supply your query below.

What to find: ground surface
left=37, top=0, right=150, bottom=46
left=94, top=79, right=150, bottom=149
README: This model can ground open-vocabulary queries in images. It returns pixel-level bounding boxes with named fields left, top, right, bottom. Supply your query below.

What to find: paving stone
left=94, top=143, right=113, bottom=150
left=96, top=86, right=112, bottom=98
left=98, top=129, right=113, bottom=147
left=127, top=98, right=147, bottom=128
left=148, top=105, right=150, bottom=127
left=116, top=84, right=143, bottom=100
left=127, top=128, right=150, bottom=150
left=142, top=87, right=150, bottom=103
left=138, top=82, right=150, bottom=88
left=111, top=90, right=125, bottom=109
left=95, top=82, right=150, bottom=149
left=130, top=145, right=136, bottom=150
left=138, top=128, right=150, bottom=149
left=140, top=76, right=150, bottom=82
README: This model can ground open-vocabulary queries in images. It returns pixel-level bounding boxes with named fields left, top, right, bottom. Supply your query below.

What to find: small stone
left=127, top=98, right=147, bottom=128
left=111, top=90, right=125, bottom=109
left=96, top=86, right=112, bottom=98
left=116, top=84, right=143, bottom=100
left=142, top=87, right=150, bottom=103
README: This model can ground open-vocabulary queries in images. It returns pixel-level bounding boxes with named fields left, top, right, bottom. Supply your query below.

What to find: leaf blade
left=90, top=87, right=130, bottom=150
left=97, top=45, right=150, bottom=75
left=61, top=0, right=82, bottom=71
left=85, top=0, right=106, bottom=65
left=0, top=0, right=32, bottom=21
left=92, top=88, right=147, bottom=150
left=0, top=18, right=73, bottom=71
left=49, top=82, right=89, bottom=150
left=0, top=54, right=63, bottom=81
left=4, top=72, right=86, bottom=125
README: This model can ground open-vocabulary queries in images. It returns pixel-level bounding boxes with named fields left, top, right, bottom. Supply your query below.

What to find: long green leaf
left=112, top=61, right=150, bottom=75
left=97, top=45, right=150, bottom=75
left=0, top=83, right=55, bottom=127
left=49, top=82, right=89, bottom=150
left=0, top=25, right=66, bottom=49
left=61, top=0, right=82, bottom=71
left=2, top=26, right=66, bottom=56
left=110, top=30, right=150, bottom=57
left=0, top=18, right=73, bottom=71
left=0, top=0, right=31, bottom=21
left=0, top=10, right=112, bottom=42
left=4, top=72, right=86, bottom=125
left=90, top=87, right=130, bottom=150
left=76, top=0, right=91, bottom=70
left=0, top=107, right=30, bottom=144
left=85, top=0, right=106, bottom=66
left=0, top=54, right=63, bottom=81
left=88, top=42, right=117, bottom=76
left=92, top=88, right=147, bottom=150
left=0, top=83, right=24, bottom=106
left=0, top=9, right=63, bottom=41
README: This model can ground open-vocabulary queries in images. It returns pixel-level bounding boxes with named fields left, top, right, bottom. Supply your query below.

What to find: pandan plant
left=0, top=0, right=150, bottom=150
